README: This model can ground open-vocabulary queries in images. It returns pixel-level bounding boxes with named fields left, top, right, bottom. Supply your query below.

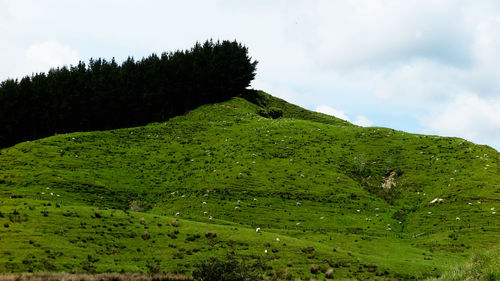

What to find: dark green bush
left=267, top=107, right=283, bottom=119
left=193, top=257, right=261, bottom=281
left=257, top=107, right=283, bottom=119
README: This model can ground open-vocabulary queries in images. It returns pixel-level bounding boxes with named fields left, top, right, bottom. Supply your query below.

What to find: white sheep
left=456, top=217, right=460, bottom=221
left=203, top=211, right=208, bottom=216
left=256, top=227, right=261, bottom=232
left=202, top=201, right=207, bottom=205
left=276, top=238, right=280, bottom=242
left=175, top=212, right=180, bottom=216
left=296, top=202, right=301, bottom=206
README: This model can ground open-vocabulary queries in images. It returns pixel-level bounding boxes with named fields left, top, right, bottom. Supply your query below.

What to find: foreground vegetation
left=1, top=91, right=499, bottom=280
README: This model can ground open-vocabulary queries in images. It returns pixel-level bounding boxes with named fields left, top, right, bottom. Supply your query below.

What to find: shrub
left=141, top=232, right=151, bottom=240
left=193, top=257, right=261, bottom=281
left=205, top=232, right=217, bottom=239
left=301, top=246, right=315, bottom=254
left=257, top=109, right=269, bottom=118
left=267, top=107, right=283, bottom=119
left=256, top=107, right=283, bottom=119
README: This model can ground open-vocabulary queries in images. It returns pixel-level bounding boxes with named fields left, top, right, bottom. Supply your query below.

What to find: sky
left=1, top=0, right=500, bottom=150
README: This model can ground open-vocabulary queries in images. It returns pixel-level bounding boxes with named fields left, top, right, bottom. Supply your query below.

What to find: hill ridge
left=0, top=91, right=499, bottom=280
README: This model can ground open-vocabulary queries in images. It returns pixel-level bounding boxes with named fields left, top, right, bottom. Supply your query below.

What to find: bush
left=267, top=107, right=283, bottom=119
left=257, top=107, right=283, bottom=119
left=141, top=232, right=151, bottom=240
left=193, top=257, right=261, bottom=281
left=301, top=246, right=315, bottom=254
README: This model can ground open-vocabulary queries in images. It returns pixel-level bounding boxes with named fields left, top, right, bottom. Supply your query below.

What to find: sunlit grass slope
left=0, top=90, right=499, bottom=280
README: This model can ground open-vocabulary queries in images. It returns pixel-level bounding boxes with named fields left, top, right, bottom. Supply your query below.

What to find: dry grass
left=0, top=273, right=192, bottom=281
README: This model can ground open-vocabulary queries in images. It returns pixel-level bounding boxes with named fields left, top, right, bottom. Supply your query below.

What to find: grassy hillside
left=0, top=90, right=499, bottom=280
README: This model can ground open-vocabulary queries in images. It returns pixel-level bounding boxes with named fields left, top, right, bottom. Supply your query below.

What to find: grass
left=0, top=90, right=499, bottom=280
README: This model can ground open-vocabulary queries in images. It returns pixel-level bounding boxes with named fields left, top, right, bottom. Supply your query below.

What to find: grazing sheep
left=428, top=212, right=432, bottom=214
left=264, top=249, right=268, bottom=254
left=175, top=212, right=180, bottom=216
left=296, top=202, right=301, bottom=206
left=256, top=227, right=261, bottom=232
left=203, top=211, right=208, bottom=216
left=468, top=203, right=473, bottom=206
left=209, top=216, right=213, bottom=220
left=356, top=209, right=361, bottom=213
left=430, top=198, right=444, bottom=204
left=387, top=228, right=392, bottom=231
left=276, top=238, right=280, bottom=242
left=202, top=202, right=207, bottom=205
left=253, top=198, right=257, bottom=201
left=234, top=206, right=240, bottom=210
left=296, top=222, right=301, bottom=225
left=375, top=214, right=379, bottom=217
left=320, top=216, right=324, bottom=220
left=492, top=212, right=496, bottom=215
left=456, top=217, right=460, bottom=221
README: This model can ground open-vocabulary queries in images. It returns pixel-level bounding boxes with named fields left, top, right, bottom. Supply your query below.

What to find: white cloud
left=315, top=105, right=373, bottom=127
left=316, top=105, right=350, bottom=121
left=423, top=93, right=500, bottom=148
left=22, top=41, right=80, bottom=75
left=354, top=115, right=373, bottom=127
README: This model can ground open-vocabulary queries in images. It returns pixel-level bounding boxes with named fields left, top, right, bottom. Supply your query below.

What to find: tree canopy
left=0, top=40, right=257, bottom=148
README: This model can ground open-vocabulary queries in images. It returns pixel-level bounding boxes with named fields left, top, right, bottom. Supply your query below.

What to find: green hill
left=0, top=90, right=499, bottom=280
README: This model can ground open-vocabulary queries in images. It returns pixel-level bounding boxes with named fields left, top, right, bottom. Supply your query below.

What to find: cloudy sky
left=2, top=1, right=500, bottom=150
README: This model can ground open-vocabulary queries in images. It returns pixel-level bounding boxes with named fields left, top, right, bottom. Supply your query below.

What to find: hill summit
left=0, top=90, right=499, bottom=280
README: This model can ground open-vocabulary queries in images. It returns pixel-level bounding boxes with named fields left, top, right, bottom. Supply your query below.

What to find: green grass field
left=1, top=91, right=499, bottom=280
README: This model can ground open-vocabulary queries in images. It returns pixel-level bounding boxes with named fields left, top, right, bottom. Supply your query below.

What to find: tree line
left=0, top=40, right=257, bottom=148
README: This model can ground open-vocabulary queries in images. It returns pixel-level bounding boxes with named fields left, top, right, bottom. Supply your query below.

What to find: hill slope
left=1, top=91, right=499, bottom=280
